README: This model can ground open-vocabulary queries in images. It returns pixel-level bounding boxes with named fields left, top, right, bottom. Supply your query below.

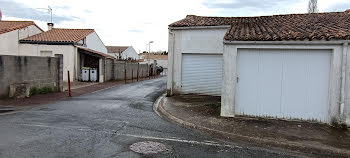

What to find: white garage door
left=182, top=54, right=222, bottom=96
left=236, top=49, right=331, bottom=122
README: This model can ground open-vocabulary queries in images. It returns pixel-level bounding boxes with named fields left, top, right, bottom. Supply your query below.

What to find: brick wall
left=0, top=55, right=63, bottom=98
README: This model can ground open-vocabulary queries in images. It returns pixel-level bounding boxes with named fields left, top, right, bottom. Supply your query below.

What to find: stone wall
left=104, top=60, right=150, bottom=81
left=0, top=55, right=63, bottom=98
left=104, top=58, right=114, bottom=81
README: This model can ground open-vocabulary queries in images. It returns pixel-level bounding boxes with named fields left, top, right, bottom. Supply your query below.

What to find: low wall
left=104, top=60, right=150, bottom=82
left=0, top=55, right=63, bottom=98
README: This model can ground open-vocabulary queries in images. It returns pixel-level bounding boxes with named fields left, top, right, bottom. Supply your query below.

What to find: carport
left=77, top=46, right=115, bottom=82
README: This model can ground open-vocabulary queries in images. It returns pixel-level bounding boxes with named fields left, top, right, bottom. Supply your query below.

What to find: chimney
left=47, top=23, right=54, bottom=31
left=345, top=9, right=350, bottom=13
left=186, top=15, right=196, bottom=18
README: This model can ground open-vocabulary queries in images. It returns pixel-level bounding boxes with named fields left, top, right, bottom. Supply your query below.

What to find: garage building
left=167, top=11, right=350, bottom=126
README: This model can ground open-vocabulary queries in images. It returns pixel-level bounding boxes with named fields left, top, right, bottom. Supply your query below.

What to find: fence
left=104, top=59, right=152, bottom=82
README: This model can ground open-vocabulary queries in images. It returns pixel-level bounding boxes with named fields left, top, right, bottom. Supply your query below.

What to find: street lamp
left=148, top=41, right=153, bottom=54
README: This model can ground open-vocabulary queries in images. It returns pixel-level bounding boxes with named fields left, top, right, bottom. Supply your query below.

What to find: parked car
left=156, top=66, right=163, bottom=75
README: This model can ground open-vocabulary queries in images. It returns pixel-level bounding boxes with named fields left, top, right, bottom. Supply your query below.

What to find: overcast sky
left=1, top=0, right=350, bottom=53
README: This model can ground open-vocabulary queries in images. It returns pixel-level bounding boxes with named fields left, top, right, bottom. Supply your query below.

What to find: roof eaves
left=19, top=40, right=74, bottom=45
left=72, top=30, right=95, bottom=43
left=169, top=25, right=231, bottom=30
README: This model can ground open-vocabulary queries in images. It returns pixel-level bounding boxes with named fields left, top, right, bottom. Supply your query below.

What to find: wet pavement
left=0, top=77, right=304, bottom=158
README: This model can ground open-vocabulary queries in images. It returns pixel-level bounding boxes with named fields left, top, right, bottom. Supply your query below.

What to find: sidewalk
left=0, top=76, right=160, bottom=108
left=154, top=94, right=350, bottom=157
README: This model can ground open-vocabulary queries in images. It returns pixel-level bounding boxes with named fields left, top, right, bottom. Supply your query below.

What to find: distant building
left=0, top=21, right=113, bottom=82
left=106, top=46, right=139, bottom=60
left=139, top=53, right=168, bottom=73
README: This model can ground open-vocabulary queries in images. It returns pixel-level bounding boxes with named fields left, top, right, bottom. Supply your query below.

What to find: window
left=40, top=51, right=53, bottom=57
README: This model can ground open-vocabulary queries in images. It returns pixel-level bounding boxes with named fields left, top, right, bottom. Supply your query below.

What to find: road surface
left=0, top=77, right=302, bottom=158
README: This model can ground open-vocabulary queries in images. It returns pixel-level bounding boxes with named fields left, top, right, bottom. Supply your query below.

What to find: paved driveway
left=0, top=77, right=302, bottom=158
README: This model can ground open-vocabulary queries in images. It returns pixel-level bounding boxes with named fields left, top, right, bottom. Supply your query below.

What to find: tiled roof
left=0, top=21, right=43, bottom=34
left=225, top=12, right=350, bottom=41
left=169, top=15, right=234, bottom=27
left=170, top=11, right=350, bottom=41
left=106, top=46, right=129, bottom=53
left=20, top=28, right=94, bottom=43
left=77, top=46, right=115, bottom=59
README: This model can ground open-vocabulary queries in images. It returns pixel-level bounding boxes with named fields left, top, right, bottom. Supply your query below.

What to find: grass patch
left=30, top=87, right=57, bottom=96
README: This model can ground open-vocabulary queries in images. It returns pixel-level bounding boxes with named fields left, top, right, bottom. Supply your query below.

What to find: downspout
left=340, top=42, right=348, bottom=122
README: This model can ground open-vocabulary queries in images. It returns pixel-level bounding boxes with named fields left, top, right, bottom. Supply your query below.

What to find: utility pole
left=308, top=0, right=318, bottom=13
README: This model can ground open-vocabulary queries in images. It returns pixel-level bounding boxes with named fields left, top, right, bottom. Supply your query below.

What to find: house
left=139, top=53, right=168, bottom=73
left=106, top=46, right=139, bottom=60
left=18, top=23, right=113, bottom=82
left=0, top=21, right=43, bottom=55
left=167, top=11, right=350, bottom=126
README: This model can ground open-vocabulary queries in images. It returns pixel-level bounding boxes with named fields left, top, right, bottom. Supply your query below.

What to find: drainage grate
left=130, top=141, right=170, bottom=154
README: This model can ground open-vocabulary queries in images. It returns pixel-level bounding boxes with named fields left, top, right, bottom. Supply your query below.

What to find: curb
left=153, top=94, right=350, bottom=157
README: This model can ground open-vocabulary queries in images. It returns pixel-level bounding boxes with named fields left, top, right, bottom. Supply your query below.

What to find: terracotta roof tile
left=0, top=21, right=42, bottom=34
left=170, top=12, right=350, bottom=41
left=225, top=12, right=350, bottom=41
left=106, top=46, right=129, bottom=53
left=21, top=28, right=94, bottom=43
left=169, top=15, right=235, bottom=27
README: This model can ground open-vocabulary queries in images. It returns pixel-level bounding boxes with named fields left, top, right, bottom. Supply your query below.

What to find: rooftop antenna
left=37, top=5, right=52, bottom=23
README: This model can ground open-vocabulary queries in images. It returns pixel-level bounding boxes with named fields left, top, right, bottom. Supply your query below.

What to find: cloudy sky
left=1, top=0, right=350, bottom=53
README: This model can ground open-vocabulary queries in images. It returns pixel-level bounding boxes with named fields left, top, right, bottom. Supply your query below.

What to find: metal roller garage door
left=236, top=49, right=331, bottom=122
left=181, top=54, right=222, bottom=96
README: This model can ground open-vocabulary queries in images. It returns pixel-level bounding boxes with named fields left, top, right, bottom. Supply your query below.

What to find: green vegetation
left=30, top=86, right=57, bottom=96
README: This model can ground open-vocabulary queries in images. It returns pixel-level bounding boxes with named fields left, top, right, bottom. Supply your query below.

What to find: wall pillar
left=221, top=45, right=237, bottom=117
left=55, top=54, right=64, bottom=92
left=99, top=58, right=104, bottom=83
left=167, top=30, right=174, bottom=96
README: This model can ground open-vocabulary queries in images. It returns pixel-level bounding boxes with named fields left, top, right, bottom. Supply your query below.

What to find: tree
left=308, top=0, right=318, bottom=13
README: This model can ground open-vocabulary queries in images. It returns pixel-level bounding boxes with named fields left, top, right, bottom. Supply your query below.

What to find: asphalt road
left=0, top=77, right=303, bottom=158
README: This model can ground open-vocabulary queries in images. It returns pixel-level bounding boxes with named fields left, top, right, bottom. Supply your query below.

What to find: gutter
left=169, top=25, right=231, bottom=30
left=19, top=40, right=74, bottom=45
left=224, top=40, right=350, bottom=45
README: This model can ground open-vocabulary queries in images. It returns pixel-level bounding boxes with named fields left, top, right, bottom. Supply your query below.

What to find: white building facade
left=18, top=27, right=110, bottom=82
left=167, top=26, right=229, bottom=96
left=0, top=21, right=43, bottom=55
left=107, top=46, right=139, bottom=60
left=168, top=13, right=350, bottom=126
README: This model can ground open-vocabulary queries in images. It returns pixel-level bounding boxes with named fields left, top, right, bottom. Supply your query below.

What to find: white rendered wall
left=122, top=47, right=139, bottom=60
left=167, top=27, right=228, bottom=95
left=85, top=32, right=107, bottom=54
left=0, top=25, right=42, bottom=56
left=19, top=44, right=76, bottom=82
left=344, top=44, right=350, bottom=126
left=108, top=47, right=139, bottom=60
